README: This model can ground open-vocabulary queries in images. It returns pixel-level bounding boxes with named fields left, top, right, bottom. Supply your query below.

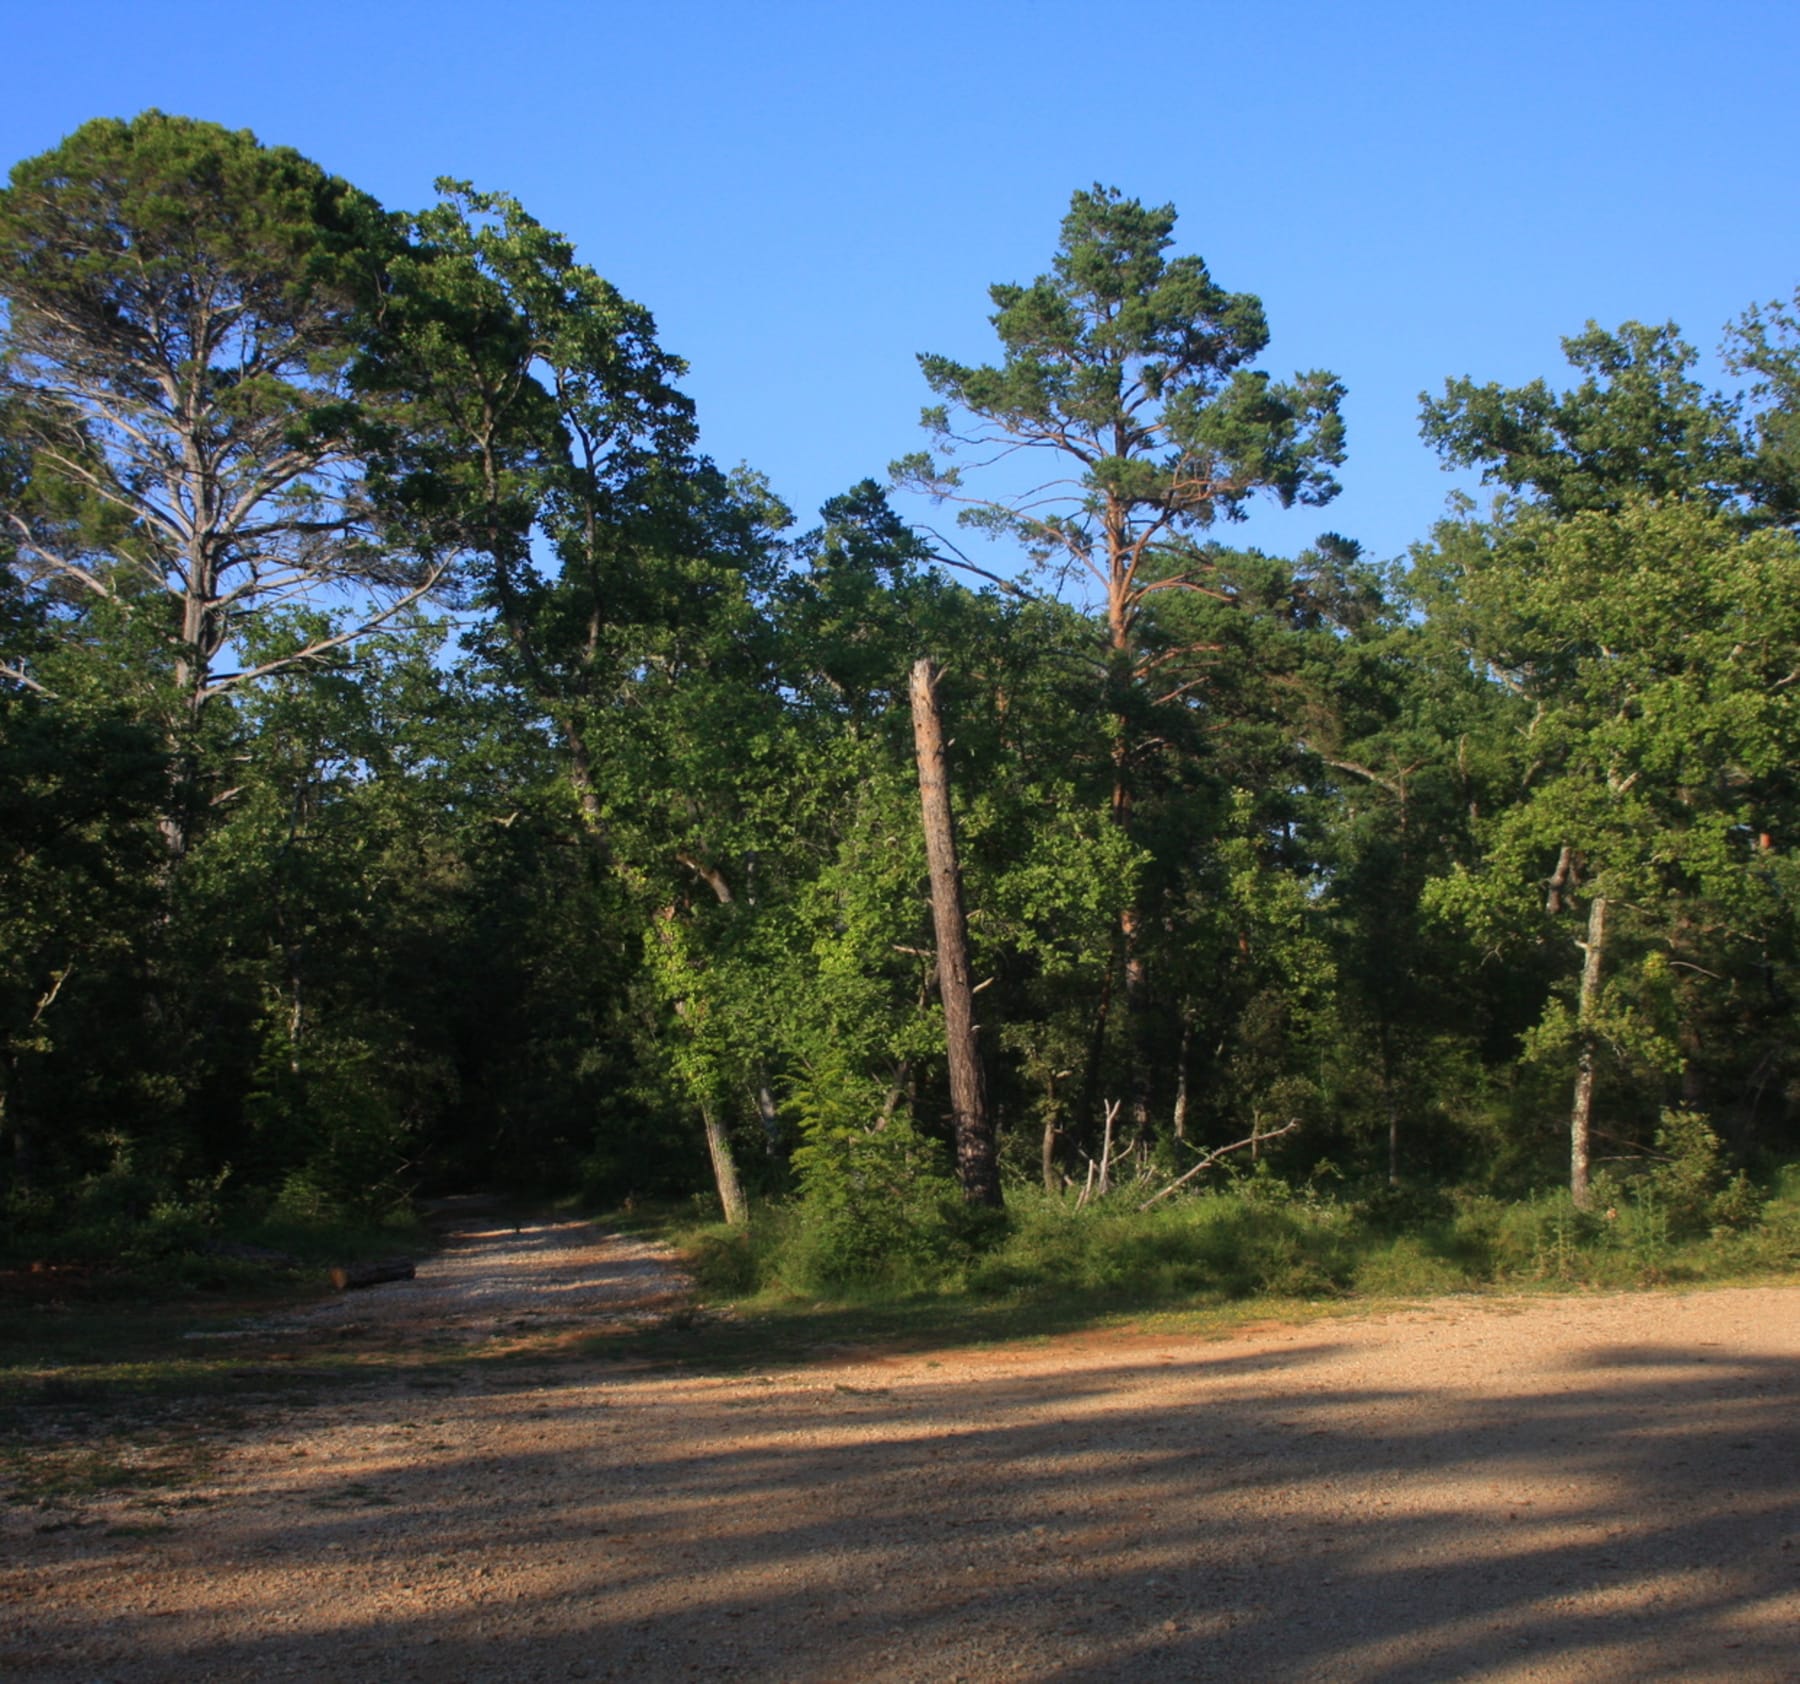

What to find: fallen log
left=329, top=1258, right=417, bottom=1292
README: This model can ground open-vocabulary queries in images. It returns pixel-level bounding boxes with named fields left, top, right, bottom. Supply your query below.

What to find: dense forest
left=4, top=113, right=1798, bottom=1288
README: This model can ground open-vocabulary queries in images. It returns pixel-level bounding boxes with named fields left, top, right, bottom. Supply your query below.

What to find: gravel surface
left=3, top=1216, right=1796, bottom=1682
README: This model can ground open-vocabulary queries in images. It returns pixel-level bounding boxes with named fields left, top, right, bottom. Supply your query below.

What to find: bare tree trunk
left=1570, top=893, right=1607, bottom=1210
left=1380, top=1026, right=1400, bottom=1187
left=1097, top=1098, right=1120, bottom=1197
left=753, top=1079, right=782, bottom=1151
left=1171, top=1018, right=1192, bottom=1143
left=910, top=659, right=1002, bottom=1208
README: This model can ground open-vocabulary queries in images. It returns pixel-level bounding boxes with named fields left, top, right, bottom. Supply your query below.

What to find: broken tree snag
left=330, top=1258, right=417, bottom=1292
left=1570, top=892, right=1608, bottom=1211
left=909, top=657, right=1002, bottom=1209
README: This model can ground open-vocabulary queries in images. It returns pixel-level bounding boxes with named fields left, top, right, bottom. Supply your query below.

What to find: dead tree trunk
left=1570, top=893, right=1607, bottom=1210
left=1171, top=1016, right=1193, bottom=1144
left=909, top=659, right=1002, bottom=1209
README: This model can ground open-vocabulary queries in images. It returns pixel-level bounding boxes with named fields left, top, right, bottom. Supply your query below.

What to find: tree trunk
left=1570, top=893, right=1607, bottom=1210
left=1171, top=1017, right=1192, bottom=1143
left=652, top=900, right=752, bottom=1228
left=753, top=1078, right=782, bottom=1151
left=701, top=1102, right=748, bottom=1227
left=1380, top=1024, right=1399, bottom=1187
left=909, top=659, right=1002, bottom=1208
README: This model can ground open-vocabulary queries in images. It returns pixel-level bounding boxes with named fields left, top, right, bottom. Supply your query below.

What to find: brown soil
left=2, top=1214, right=1796, bottom=1682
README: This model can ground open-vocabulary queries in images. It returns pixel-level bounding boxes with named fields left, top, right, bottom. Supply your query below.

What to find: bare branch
left=1137, top=1118, right=1302, bottom=1210
left=0, top=662, right=58, bottom=698
left=199, top=564, right=448, bottom=698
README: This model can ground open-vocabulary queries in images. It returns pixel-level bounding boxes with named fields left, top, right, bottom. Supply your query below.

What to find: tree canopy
left=2, top=124, right=1797, bottom=1272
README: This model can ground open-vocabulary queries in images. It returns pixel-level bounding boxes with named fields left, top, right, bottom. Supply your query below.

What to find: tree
left=1419, top=498, right=1800, bottom=1200
left=909, top=657, right=1000, bottom=1207
left=0, top=112, right=442, bottom=859
left=1725, top=288, right=1800, bottom=523
left=371, top=182, right=785, bottom=1220
left=1420, top=319, right=1754, bottom=521
left=896, top=185, right=1345, bottom=1136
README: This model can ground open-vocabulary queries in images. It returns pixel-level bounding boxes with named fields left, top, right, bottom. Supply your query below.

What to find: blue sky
left=6, top=0, right=1798, bottom=591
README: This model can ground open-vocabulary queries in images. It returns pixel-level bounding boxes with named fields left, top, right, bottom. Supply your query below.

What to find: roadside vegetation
left=676, top=1135, right=1800, bottom=1319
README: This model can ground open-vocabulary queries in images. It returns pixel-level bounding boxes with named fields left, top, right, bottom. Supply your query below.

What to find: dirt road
left=3, top=1214, right=1796, bottom=1682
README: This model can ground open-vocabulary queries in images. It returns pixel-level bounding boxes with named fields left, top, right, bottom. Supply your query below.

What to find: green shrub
left=782, top=1060, right=967, bottom=1293
left=666, top=1148, right=1800, bottom=1315
left=965, top=1184, right=1354, bottom=1304
left=684, top=1213, right=790, bottom=1297
left=1645, top=1108, right=1726, bottom=1236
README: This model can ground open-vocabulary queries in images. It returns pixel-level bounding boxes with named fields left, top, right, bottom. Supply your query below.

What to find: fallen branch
left=1137, top=1118, right=1302, bottom=1211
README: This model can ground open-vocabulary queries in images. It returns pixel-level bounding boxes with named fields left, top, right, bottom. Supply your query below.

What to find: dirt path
left=3, top=1215, right=1797, bottom=1682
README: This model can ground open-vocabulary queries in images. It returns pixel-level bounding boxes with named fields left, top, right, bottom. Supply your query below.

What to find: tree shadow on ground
left=4, top=1291, right=1795, bottom=1683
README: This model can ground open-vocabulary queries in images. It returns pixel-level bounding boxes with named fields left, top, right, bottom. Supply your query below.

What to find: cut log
left=329, top=1258, right=417, bottom=1292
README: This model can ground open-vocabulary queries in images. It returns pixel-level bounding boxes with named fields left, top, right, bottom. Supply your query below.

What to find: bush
left=1646, top=1108, right=1727, bottom=1236
left=684, top=1213, right=790, bottom=1297
left=1351, top=1235, right=1471, bottom=1297
left=666, top=1143, right=1800, bottom=1314
left=781, top=1060, right=968, bottom=1294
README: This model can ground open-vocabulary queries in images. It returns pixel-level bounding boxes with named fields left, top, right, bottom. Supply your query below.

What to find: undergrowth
left=675, top=1148, right=1800, bottom=1315
left=1, top=1173, right=428, bottom=1298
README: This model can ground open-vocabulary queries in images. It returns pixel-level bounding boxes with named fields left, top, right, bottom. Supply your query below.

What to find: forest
left=4, top=111, right=1799, bottom=1299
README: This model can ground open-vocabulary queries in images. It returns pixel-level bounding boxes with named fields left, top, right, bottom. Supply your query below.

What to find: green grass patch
left=630, top=1157, right=1800, bottom=1371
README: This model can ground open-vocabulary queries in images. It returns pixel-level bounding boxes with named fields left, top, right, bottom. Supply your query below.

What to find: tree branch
left=1137, top=1118, right=1302, bottom=1210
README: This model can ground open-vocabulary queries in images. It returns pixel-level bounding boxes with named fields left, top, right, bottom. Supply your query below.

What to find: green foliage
left=248, top=1032, right=413, bottom=1223
left=782, top=1055, right=967, bottom=1292
left=1417, top=496, right=1800, bottom=1175
left=1725, top=287, right=1800, bottom=521
left=0, top=111, right=423, bottom=760
left=675, top=1153, right=1800, bottom=1315
left=1638, top=1107, right=1769, bottom=1237
left=1421, top=320, right=1754, bottom=517
left=903, top=184, right=1345, bottom=549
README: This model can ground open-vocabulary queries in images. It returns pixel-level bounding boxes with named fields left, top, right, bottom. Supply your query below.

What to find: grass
left=620, top=1158, right=1800, bottom=1371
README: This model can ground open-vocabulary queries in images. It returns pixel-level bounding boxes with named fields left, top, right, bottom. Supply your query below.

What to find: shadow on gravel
left=6, top=1289, right=1796, bottom=1684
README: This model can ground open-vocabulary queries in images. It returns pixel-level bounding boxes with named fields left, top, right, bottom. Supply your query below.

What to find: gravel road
left=3, top=1214, right=1796, bottom=1682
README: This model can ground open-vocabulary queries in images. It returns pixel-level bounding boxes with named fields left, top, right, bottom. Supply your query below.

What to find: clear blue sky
left=6, top=0, right=1798, bottom=584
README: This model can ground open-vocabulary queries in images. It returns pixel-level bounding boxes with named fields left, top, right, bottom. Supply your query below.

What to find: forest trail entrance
left=272, top=1202, right=692, bottom=1349
left=3, top=1219, right=1796, bottom=1683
